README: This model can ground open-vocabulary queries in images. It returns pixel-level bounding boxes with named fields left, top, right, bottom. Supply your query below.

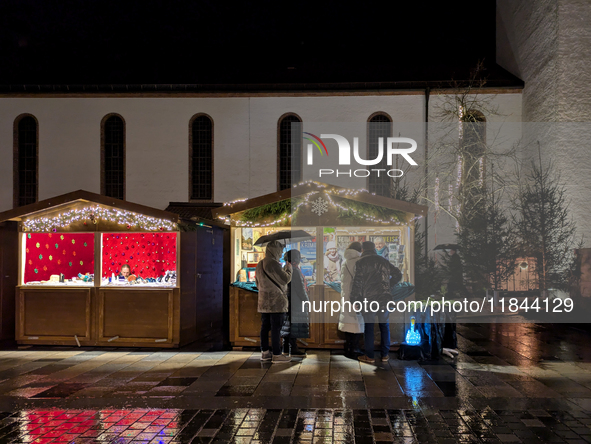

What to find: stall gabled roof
left=0, top=190, right=179, bottom=224
left=214, top=182, right=428, bottom=220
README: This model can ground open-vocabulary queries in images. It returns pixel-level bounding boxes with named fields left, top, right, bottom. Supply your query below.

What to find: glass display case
left=323, top=227, right=409, bottom=284
left=233, top=227, right=317, bottom=283
left=100, top=232, right=177, bottom=287
left=22, top=233, right=95, bottom=286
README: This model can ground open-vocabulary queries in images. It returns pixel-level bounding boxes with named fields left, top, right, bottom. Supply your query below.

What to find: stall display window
left=368, top=233, right=404, bottom=267
left=23, top=233, right=95, bottom=285
left=323, top=227, right=341, bottom=283
left=297, top=234, right=317, bottom=283
left=331, top=228, right=406, bottom=284
left=101, top=232, right=177, bottom=286
left=234, top=227, right=317, bottom=283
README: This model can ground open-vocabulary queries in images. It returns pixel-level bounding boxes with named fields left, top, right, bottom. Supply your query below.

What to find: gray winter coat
left=338, top=248, right=365, bottom=334
left=255, top=241, right=292, bottom=313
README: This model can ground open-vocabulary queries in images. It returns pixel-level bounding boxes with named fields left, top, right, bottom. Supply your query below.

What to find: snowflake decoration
left=311, top=197, right=329, bottom=216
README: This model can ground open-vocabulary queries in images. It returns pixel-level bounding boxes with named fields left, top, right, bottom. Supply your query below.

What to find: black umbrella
left=254, top=230, right=313, bottom=246
left=433, top=243, right=460, bottom=251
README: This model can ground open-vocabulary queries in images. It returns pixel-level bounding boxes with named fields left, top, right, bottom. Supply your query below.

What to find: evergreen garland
left=332, top=196, right=405, bottom=224
left=240, top=199, right=298, bottom=226
left=238, top=195, right=405, bottom=225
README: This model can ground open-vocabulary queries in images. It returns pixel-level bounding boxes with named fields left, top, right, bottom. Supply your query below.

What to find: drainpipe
left=424, top=87, right=430, bottom=263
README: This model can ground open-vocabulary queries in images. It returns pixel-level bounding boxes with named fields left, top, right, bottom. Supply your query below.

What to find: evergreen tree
left=457, top=191, right=518, bottom=293
left=513, top=154, right=578, bottom=291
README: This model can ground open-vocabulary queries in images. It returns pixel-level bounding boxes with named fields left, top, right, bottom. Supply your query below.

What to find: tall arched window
left=190, top=114, right=213, bottom=201
left=367, top=113, right=393, bottom=197
left=278, top=114, right=302, bottom=191
left=101, top=114, right=125, bottom=200
left=13, top=114, right=39, bottom=207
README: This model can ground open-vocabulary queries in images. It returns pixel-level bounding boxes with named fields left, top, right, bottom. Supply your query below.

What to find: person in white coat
left=338, top=242, right=365, bottom=359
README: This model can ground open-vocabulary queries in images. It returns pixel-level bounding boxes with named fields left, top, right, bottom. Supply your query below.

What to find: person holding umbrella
left=256, top=240, right=293, bottom=363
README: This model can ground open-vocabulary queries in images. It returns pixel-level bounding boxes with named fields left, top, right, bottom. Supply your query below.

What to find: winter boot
left=289, top=338, right=306, bottom=357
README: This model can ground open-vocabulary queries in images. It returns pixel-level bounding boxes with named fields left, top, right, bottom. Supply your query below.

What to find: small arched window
left=14, top=114, right=39, bottom=207
left=367, top=113, right=393, bottom=197
left=278, top=114, right=302, bottom=191
left=190, top=114, right=213, bottom=200
left=101, top=114, right=126, bottom=200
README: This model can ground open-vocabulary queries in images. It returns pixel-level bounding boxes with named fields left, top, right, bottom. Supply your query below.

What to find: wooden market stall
left=214, top=182, right=428, bottom=349
left=0, top=190, right=221, bottom=348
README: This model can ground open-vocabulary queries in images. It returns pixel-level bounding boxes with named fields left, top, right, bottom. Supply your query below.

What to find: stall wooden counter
left=0, top=190, right=203, bottom=348
left=215, top=181, right=428, bottom=350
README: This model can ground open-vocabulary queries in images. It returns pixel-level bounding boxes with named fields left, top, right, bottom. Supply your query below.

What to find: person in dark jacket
left=281, top=249, right=309, bottom=357
left=350, top=241, right=402, bottom=364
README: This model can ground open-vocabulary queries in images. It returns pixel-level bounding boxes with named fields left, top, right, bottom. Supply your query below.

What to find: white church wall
left=247, top=94, right=424, bottom=198
left=0, top=90, right=522, bottom=255
left=497, top=0, right=591, bottom=246
left=0, top=97, right=252, bottom=210
left=0, top=93, right=424, bottom=211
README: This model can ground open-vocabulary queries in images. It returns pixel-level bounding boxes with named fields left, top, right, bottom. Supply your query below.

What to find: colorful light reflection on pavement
left=13, top=408, right=183, bottom=443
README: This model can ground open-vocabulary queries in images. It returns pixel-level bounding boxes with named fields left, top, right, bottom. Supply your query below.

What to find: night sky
left=0, top=1, right=500, bottom=85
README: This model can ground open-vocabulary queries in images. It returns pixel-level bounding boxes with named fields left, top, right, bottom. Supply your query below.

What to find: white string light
left=434, top=177, right=440, bottom=212
left=479, top=157, right=484, bottom=187
left=458, top=103, right=464, bottom=139
left=448, top=183, right=453, bottom=212
left=22, top=206, right=177, bottom=232
left=218, top=181, right=423, bottom=227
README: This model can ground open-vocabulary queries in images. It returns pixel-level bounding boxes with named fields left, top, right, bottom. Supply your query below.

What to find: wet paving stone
left=0, top=324, right=590, bottom=440
left=30, top=383, right=88, bottom=399
left=157, top=377, right=199, bottom=387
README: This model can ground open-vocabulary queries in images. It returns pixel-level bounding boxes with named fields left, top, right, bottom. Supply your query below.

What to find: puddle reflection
left=18, top=408, right=182, bottom=443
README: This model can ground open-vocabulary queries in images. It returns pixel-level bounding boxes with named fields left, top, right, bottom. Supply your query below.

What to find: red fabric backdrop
left=102, top=233, right=177, bottom=278
left=24, top=233, right=95, bottom=283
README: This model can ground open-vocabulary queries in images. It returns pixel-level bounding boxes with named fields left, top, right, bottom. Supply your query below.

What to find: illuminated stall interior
left=0, top=190, right=216, bottom=348
left=215, top=181, right=427, bottom=349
